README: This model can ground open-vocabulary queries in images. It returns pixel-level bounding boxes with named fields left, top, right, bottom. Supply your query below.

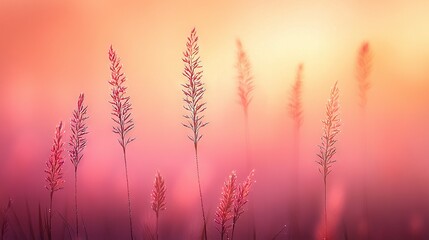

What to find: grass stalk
left=236, top=39, right=254, bottom=171
left=356, top=41, right=372, bottom=237
left=288, top=63, right=304, bottom=238
left=151, top=171, right=166, bottom=240
left=108, top=45, right=136, bottom=240
left=316, top=82, right=340, bottom=240
left=235, top=39, right=256, bottom=240
left=69, top=93, right=88, bottom=238
left=181, top=28, right=209, bottom=240
left=231, top=170, right=255, bottom=240
left=45, top=121, right=65, bottom=240
left=215, top=171, right=237, bottom=240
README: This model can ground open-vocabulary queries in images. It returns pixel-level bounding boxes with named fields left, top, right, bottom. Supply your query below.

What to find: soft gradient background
left=1, top=0, right=429, bottom=239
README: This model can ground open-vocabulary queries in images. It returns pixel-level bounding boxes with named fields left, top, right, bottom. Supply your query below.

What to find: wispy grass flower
left=356, top=42, right=372, bottom=109
left=288, top=63, right=303, bottom=130
left=108, top=45, right=135, bottom=240
left=316, top=82, right=340, bottom=240
left=151, top=171, right=166, bottom=240
left=69, top=93, right=88, bottom=237
left=215, top=171, right=237, bottom=240
left=45, top=121, right=65, bottom=240
left=214, top=170, right=255, bottom=240
left=236, top=39, right=254, bottom=119
left=356, top=41, right=373, bottom=238
left=181, top=27, right=208, bottom=239
left=287, top=63, right=304, bottom=238
left=231, top=170, right=255, bottom=240
left=236, top=39, right=254, bottom=171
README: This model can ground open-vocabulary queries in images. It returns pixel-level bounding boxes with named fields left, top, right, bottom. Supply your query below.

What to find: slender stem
left=292, top=125, right=301, bottom=239
left=49, top=191, right=53, bottom=240
left=271, top=225, right=287, bottom=240
left=194, top=144, right=207, bottom=240
left=231, top=222, right=236, bottom=240
left=122, top=146, right=134, bottom=240
left=244, top=110, right=256, bottom=240
left=324, top=178, right=328, bottom=240
left=361, top=106, right=370, bottom=238
left=322, top=113, right=332, bottom=240
left=75, top=167, right=79, bottom=238
left=155, top=213, right=159, bottom=240
left=244, top=110, right=250, bottom=172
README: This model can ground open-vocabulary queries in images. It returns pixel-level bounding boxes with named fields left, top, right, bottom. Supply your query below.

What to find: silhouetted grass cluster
left=0, top=27, right=383, bottom=240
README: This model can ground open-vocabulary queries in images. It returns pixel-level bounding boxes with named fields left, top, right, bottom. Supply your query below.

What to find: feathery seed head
left=215, top=171, right=237, bottom=235
left=288, top=63, right=304, bottom=128
left=236, top=39, right=254, bottom=116
left=108, top=46, right=135, bottom=149
left=45, top=121, right=65, bottom=193
left=182, top=28, right=208, bottom=146
left=316, top=82, right=340, bottom=181
left=233, top=169, right=255, bottom=223
left=356, top=41, right=372, bottom=108
left=151, top=171, right=166, bottom=217
left=69, top=93, right=88, bottom=168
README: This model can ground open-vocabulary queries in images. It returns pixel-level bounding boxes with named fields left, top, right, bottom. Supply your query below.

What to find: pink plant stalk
left=181, top=28, right=208, bottom=239
left=288, top=63, right=303, bottom=130
left=215, top=171, right=237, bottom=240
left=108, top=45, right=135, bottom=240
left=45, top=121, right=65, bottom=240
left=151, top=171, right=166, bottom=240
left=236, top=39, right=254, bottom=119
left=69, top=93, right=88, bottom=237
left=356, top=41, right=372, bottom=238
left=231, top=170, right=255, bottom=240
left=287, top=63, right=304, bottom=238
left=236, top=39, right=254, bottom=170
left=356, top=42, right=372, bottom=109
left=316, top=82, right=340, bottom=240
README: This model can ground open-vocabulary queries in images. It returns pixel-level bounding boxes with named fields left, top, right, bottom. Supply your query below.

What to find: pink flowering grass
left=68, top=93, right=88, bottom=237
left=45, top=121, right=65, bottom=240
left=108, top=45, right=135, bottom=240
left=151, top=171, right=166, bottom=240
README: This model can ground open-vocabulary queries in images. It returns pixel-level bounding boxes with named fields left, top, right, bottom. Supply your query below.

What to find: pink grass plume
left=215, top=171, right=237, bottom=240
left=316, top=82, right=341, bottom=240
left=151, top=171, right=166, bottom=240
left=108, top=45, right=135, bottom=240
left=68, top=93, right=88, bottom=237
left=181, top=28, right=209, bottom=240
left=45, top=121, right=65, bottom=240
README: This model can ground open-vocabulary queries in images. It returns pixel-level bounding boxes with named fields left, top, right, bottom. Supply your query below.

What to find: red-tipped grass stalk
left=181, top=28, right=209, bottom=240
left=235, top=39, right=256, bottom=240
left=69, top=93, right=88, bottom=237
left=108, top=45, right=135, bottom=240
left=45, top=121, right=65, bottom=240
left=231, top=170, right=255, bottom=240
left=289, top=63, right=303, bottom=131
left=151, top=171, right=166, bottom=240
left=215, top=171, right=237, bottom=240
left=356, top=42, right=372, bottom=109
left=287, top=63, right=304, bottom=238
left=356, top=41, right=373, bottom=237
left=236, top=39, right=254, bottom=170
left=316, top=82, right=340, bottom=240
left=236, top=39, right=254, bottom=120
